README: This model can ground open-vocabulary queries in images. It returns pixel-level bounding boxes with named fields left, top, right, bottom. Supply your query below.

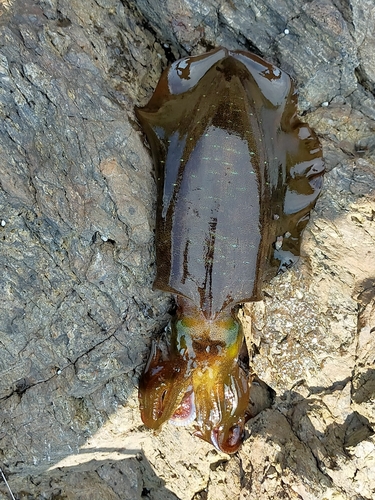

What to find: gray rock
left=1, top=0, right=375, bottom=499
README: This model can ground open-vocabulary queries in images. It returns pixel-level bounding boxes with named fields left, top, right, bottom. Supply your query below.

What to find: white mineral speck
left=284, top=28, right=290, bottom=34
left=101, top=235, right=108, bottom=242
left=275, top=236, right=283, bottom=250
left=1, top=220, right=5, bottom=226
left=295, top=289, right=304, bottom=300
left=321, top=101, right=329, bottom=107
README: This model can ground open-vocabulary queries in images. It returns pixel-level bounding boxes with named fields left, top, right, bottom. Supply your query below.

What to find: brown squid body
left=136, top=47, right=324, bottom=453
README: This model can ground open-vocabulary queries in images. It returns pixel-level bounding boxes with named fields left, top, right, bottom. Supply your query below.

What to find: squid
left=136, top=47, right=324, bottom=453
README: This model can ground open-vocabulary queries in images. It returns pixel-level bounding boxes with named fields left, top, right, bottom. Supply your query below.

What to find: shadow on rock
left=0, top=452, right=179, bottom=500
left=241, top=378, right=374, bottom=497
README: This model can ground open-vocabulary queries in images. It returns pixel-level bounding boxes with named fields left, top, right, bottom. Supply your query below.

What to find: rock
left=1, top=0, right=375, bottom=499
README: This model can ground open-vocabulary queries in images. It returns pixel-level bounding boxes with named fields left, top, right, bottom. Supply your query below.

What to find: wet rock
left=1, top=0, right=375, bottom=499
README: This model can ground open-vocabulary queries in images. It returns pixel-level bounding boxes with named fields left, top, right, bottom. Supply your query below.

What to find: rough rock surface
left=0, top=0, right=375, bottom=499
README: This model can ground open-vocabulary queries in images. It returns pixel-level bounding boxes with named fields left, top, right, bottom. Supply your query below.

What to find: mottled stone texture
left=0, top=0, right=374, bottom=499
